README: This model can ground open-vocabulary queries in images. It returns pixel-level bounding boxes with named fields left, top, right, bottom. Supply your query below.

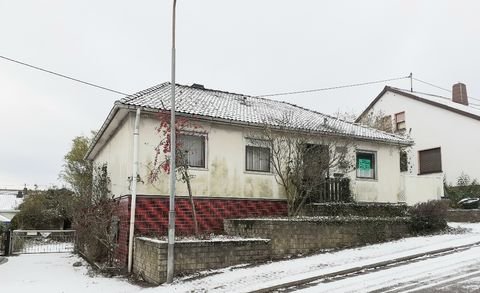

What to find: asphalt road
left=293, top=246, right=480, bottom=293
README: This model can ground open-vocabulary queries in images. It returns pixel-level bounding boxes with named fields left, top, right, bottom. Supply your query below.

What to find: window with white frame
left=177, top=134, right=206, bottom=168
left=356, top=151, right=376, bottom=179
left=245, top=143, right=270, bottom=172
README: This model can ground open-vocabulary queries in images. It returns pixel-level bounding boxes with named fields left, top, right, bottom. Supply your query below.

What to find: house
left=357, top=83, right=480, bottom=186
left=86, top=82, right=437, bottom=264
left=0, top=189, right=24, bottom=223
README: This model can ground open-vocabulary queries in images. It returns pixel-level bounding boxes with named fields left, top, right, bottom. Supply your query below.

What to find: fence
left=308, top=177, right=351, bottom=203
left=11, top=230, right=75, bottom=254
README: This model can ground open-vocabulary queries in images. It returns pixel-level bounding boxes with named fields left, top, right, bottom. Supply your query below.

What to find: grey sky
left=1, top=0, right=479, bottom=188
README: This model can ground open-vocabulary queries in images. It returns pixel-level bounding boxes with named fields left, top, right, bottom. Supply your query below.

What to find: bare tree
left=73, top=163, right=118, bottom=266
left=148, top=111, right=203, bottom=235
left=250, top=113, right=356, bottom=216
left=356, top=110, right=393, bottom=133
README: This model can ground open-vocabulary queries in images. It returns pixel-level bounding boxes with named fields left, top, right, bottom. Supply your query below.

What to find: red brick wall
left=114, top=195, right=287, bottom=266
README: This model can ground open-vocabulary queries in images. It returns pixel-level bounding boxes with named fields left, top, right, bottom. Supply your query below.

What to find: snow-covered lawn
left=0, top=223, right=479, bottom=293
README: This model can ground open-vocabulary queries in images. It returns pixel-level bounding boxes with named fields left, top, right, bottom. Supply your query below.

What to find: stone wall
left=447, top=209, right=480, bottom=222
left=133, top=237, right=271, bottom=284
left=301, top=202, right=408, bottom=217
left=224, top=217, right=411, bottom=258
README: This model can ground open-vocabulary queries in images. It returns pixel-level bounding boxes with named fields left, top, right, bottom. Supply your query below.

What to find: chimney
left=452, top=82, right=468, bottom=105
left=191, top=83, right=205, bottom=89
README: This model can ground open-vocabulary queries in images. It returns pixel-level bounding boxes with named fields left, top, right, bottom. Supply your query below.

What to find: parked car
left=457, top=198, right=480, bottom=209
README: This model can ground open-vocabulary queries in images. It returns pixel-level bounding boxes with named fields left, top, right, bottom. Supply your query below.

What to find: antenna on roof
left=409, top=72, right=413, bottom=92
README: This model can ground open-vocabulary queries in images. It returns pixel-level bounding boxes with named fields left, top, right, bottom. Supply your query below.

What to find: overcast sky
left=1, top=0, right=479, bottom=188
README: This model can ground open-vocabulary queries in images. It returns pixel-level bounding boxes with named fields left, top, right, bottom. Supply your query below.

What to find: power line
left=256, top=75, right=410, bottom=98
left=413, top=77, right=480, bottom=103
left=0, top=55, right=129, bottom=96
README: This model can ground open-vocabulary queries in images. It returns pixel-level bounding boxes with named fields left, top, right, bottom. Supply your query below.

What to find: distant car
left=457, top=198, right=480, bottom=209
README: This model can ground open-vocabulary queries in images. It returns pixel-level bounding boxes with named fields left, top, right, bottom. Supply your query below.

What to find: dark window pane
left=419, top=148, right=442, bottom=174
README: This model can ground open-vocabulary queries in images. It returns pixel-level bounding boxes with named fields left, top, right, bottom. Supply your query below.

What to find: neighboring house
left=357, top=83, right=480, bottom=186
left=86, top=82, right=438, bottom=264
left=0, top=189, right=24, bottom=223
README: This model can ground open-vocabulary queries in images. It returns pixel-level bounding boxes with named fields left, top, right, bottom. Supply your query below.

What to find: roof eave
left=85, top=101, right=126, bottom=160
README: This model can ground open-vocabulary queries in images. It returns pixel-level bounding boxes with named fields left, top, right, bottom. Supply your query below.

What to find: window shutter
left=419, top=148, right=441, bottom=174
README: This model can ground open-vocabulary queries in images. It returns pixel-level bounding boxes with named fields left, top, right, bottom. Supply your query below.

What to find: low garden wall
left=133, top=237, right=271, bottom=284
left=447, top=209, right=480, bottom=222
left=301, top=202, right=408, bottom=217
left=224, top=217, right=411, bottom=258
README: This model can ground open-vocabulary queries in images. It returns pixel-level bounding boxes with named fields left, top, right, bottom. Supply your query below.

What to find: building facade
left=357, top=83, right=480, bottom=186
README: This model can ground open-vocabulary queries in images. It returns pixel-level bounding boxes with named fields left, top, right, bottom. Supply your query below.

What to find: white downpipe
left=128, top=108, right=141, bottom=273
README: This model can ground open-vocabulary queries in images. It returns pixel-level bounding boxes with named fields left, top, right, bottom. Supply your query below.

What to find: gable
left=357, top=87, right=480, bottom=123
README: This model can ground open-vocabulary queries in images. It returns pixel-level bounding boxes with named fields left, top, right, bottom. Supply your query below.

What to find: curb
left=251, top=240, right=480, bottom=293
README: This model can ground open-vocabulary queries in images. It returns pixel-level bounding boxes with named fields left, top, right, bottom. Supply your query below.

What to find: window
left=400, top=150, right=408, bottom=172
left=356, top=151, right=376, bottom=179
left=246, top=145, right=270, bottom=172
left=418, top=147, right=442, bottom=174
left=395, top=112, right=406, bottom=131
left=177, top=134, right=206, bottom=168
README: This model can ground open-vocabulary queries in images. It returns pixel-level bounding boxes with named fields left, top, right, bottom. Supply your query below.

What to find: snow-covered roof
left=358, top=86, right=480, bottom=122
left=124, top=83, right=409, bottom=142
left=86, top=83, right=412, bottom=160
left=0, top=214, right=10, bottom=222
left=0, top=190, right=23, bottom=211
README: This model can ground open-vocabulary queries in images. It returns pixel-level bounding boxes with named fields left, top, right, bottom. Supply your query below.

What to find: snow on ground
left=0, top=222, right=479, bottom=293
left=297, top=246, right=480, bottom=292
left=0, top=253, right=138, bottom=293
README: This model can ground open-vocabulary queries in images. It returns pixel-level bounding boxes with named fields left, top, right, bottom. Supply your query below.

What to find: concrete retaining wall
left=224, top=217, right=411, bottom=258
left=447, top=209, right=480, bottom=222
left=133, top=237, right=271, bottom=284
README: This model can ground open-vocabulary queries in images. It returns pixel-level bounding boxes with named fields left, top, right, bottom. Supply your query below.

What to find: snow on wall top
left=119, top=83, right=410, bottom=145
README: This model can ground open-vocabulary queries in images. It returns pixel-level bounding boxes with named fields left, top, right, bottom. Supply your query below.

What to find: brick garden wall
left=114, top=195, right=287, bottom=266
left=133, top=237, right=271, bottom=284
left=224, top=217, right=411, bottom=258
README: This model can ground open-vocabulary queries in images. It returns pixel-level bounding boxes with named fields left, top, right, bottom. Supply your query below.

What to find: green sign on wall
left=358, top=158, right=371, bottom=170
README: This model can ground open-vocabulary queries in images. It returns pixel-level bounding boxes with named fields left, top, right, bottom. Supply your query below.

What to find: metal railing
left=11, top=230, right=75, bottom=254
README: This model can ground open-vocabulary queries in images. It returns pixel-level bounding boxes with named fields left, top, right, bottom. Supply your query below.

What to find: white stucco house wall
left=86, top=82, right=417, bottom=205
left=357, top=83, right=480, bottom=187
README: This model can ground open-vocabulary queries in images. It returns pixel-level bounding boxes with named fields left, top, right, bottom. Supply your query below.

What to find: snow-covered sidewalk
left=1, top=223, right=479, bottom=293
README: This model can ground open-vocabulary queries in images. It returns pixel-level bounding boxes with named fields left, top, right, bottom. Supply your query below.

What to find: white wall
left=93, top=111, right=407, bottom=203
left=94, top=114, right=133, bottom=196
left=400, top=174, right=444, bottom=205
left=348, top=141, right=402, bottom=203
left=365, top=91, right=480, bottom=185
